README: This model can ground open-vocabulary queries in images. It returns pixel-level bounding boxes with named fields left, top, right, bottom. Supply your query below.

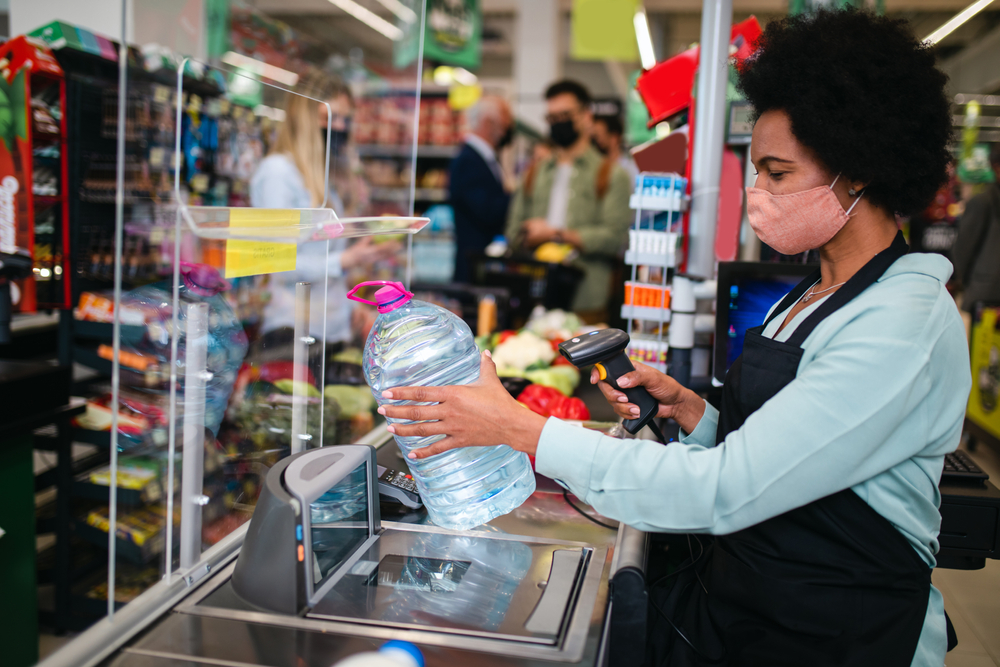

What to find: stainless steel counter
left=46, top=427, right=638, bottom=667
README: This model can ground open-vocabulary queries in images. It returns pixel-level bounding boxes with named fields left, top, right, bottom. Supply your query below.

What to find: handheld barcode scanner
left=558, top=329, right=660, bottom=435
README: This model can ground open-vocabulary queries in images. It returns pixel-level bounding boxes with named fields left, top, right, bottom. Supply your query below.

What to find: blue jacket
left=448, top=142, right=509, bottom=283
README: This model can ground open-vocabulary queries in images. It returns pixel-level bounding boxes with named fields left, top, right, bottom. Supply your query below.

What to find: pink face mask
left=746, top=175, right=863, bottom=255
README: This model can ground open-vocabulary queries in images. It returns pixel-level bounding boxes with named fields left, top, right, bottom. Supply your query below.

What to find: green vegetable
left=324, top=385, right=376, bottom=418
left=332, top=347, right=364, bottom=365
left=524, top=365, right=579, bottom=396
left=475, top=335, right=493, bottom=353
left=273, top=379, right=321, bottom=398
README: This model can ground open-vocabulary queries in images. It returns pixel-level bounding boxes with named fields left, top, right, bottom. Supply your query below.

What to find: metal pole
left=107, top=0, right=130, bottom=616
left=669, top=275, right=695, bottom=389
left=687, top=0, right=733, bottom=279
left=291, top=282, right=312, bottom=454
left=179, top=302, right=209, bottom=570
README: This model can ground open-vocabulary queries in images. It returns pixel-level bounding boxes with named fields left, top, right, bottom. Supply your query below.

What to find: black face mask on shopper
left=549, top=120, right=579, bottom=148
left=496, top=125, right=514, bottom=150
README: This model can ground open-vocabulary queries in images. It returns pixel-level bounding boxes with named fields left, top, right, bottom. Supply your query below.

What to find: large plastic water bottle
left=331, top=641, right=423, bottom=667
left=348, top=281, right=535, bottom=531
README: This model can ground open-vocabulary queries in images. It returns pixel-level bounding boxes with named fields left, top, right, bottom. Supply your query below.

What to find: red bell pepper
left=497, top=330, right=519, bottom=345
left=517, top=384, right=590, bottom=420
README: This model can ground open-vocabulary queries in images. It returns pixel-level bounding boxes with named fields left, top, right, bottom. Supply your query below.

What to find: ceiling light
left=327, top=0, right=404, bottom=40
left=924, top=0, right=995, bottom=45
left=372, top=0, right=417, bottom=24
left=634, top=9, right=657, bottom=70
left=221, top=51, right=299, bottom=87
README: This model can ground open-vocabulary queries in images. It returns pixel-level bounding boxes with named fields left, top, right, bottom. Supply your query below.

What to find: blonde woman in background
left=251, top=75, right=398, bottom=350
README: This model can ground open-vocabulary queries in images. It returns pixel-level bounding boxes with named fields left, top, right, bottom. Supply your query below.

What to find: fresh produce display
left=517, top=384, right=590, bottom=420
left=491, top=330, right=556, bottom=373
left=524, top=365, right=580, bottom=397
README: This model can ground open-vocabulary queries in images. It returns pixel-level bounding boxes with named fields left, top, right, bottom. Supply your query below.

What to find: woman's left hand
left=378, top=351, right=547, bottom=460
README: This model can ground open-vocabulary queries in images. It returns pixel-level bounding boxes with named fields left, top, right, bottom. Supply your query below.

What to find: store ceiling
left=250, top=0, right=1000, bottom=93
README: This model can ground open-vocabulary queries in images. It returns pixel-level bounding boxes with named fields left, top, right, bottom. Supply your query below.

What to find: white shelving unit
left=622, top=172, right=688, bottom=374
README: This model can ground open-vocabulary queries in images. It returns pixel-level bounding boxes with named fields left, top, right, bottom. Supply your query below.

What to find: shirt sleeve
left=534, top=306, right=939, bottom=534
left=678, top=400, right=719, bottom=446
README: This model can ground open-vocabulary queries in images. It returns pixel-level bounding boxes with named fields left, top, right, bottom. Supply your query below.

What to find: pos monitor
left=714, top=262, right=818, bottom=384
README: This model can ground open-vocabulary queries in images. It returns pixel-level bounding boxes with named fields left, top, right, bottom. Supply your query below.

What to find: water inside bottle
left=352, top=282, right=535, bottom=530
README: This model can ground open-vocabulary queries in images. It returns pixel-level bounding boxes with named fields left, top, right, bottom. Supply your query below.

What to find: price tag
left=190, top=174, right=210, bottom=193
left=153, top=85, right=170, bottom=103
left=148, top=147, right=165, bottom=168
left=224, top=209, right=299, bottom=278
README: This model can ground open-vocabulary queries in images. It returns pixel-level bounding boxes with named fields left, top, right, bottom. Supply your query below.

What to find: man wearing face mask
left=506, top=80, right=631, bottom=320
left=449, top=96, right=514, bottom=283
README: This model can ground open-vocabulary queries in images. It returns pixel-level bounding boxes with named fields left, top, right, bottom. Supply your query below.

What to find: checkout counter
left=42, top=421, right=644, bottom=667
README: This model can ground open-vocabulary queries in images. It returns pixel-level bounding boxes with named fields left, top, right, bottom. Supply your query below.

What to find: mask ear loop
left=846, top=189, right=864, bottom=215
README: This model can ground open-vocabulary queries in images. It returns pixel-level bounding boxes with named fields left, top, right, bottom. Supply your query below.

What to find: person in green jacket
left=506, top=80, right=631, bottom=320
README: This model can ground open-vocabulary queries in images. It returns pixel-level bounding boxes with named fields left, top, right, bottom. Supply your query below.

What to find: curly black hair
left=737, top=9, right=952, bottom=216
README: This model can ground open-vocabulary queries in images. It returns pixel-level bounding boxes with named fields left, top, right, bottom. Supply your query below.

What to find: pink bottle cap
left=347, top=281, right=414, bottom=314
left=180, top=261, right=231, bottom=297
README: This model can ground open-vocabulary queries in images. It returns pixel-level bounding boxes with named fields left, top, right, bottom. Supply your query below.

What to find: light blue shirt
left=535, top=252, right=971, bottom=667
left=249, top=154, right=353, bottom=342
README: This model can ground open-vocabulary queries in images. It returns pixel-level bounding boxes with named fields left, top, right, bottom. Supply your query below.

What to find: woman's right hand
left=592, top=361, right=706, bottom=434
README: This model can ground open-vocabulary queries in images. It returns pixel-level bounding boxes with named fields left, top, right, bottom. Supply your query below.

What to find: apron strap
left=785, top=231, right=909, bottom=348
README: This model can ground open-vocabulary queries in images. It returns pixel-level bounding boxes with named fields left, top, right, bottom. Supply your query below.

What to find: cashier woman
left=379, top=11, right=972, bottom=667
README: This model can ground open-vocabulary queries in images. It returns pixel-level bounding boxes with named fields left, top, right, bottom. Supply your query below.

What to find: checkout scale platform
left=96, top=439, right=628, bottom=667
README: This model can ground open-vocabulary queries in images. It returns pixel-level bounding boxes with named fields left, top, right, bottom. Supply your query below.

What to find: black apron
left=649, top=232, right=933, bottom=667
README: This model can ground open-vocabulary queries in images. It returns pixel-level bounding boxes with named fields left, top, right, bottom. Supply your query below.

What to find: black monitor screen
left=715, top=262, right=817, bottom=383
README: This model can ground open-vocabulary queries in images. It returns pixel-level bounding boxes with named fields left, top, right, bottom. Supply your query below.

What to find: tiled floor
left=935, top=439, right=1000, bottom=667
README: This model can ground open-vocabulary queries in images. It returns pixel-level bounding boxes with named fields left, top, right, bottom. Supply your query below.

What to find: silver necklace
left=801, top=281, right=846, bottom=303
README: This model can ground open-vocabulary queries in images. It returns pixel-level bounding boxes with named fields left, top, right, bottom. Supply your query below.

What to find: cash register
left=176, top=445, right=610, bottom=662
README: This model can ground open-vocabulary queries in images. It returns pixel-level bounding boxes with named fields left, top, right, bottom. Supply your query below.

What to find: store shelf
left=370, top=187, right=448, bottom=203
left=33, top=194, right=63, bottom=206
left=621, top=305, right=671, bottom=322
left=624, top=249, right=676, bottom=268
left=356, top=144, right=459, bottom=159
left=73, top=518, right=166, bottom=565
left=628, top=193, right=687, bottom=213
left=73, top=320, right=146, bottom=345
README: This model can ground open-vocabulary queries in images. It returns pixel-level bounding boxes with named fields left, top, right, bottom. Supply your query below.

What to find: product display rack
left=0, top=36, right=73, bottom=315
left=621, top=172, right=688, bottom=374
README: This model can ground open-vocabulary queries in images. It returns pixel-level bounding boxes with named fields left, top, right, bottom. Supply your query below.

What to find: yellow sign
left=968, top=307, right=1000, bottom=440
left=224, top=208, right=299, bottom=278
left=571, top=0, right=640, bottom=62
left=448, top=83, right=482, bottom=111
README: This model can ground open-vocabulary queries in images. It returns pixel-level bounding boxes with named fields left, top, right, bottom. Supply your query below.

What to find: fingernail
left=618, top=396, right=628, bottom=403
left=381, top=390, right=393, bottom=399
left=377, top=406, right=386, bottom=415
left=630, top=407, right=640, bottom=416
left=484, top=349, right=492, bottom=358
left=618, top=377, right=630, bottom=387
left=387, top=425, right=396, bottom=433
left=407, top=452, right=416, bottom=459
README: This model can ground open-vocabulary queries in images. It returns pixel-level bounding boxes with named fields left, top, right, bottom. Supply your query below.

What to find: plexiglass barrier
left=70, top=0, right=430, bottom=625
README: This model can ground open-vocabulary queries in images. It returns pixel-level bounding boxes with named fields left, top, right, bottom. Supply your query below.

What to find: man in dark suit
left=449, top=96, right=513, bottom=283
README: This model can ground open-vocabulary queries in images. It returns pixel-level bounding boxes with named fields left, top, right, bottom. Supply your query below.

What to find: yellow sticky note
left=224, top=209, right=299, bottom=278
